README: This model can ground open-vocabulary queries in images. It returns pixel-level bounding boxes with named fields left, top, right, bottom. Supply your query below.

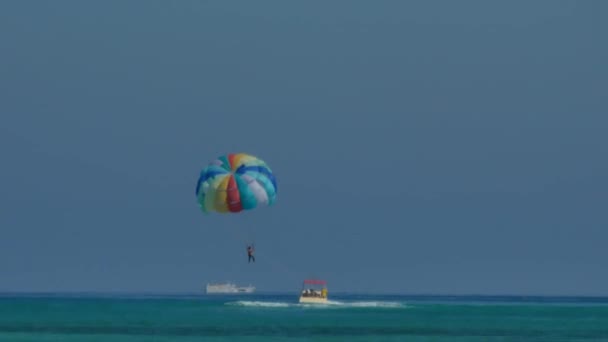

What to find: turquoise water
left=1, top=294, right=607, bottom=341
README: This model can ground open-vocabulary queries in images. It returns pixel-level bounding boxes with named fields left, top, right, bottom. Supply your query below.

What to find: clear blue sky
left=1, top=1, right=606, bottom=295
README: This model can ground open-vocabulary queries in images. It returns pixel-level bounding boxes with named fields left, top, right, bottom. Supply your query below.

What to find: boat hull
left=299, top=296, right=328, bottom=304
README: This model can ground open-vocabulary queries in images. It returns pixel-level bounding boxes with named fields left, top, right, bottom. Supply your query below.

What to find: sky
left=1, top=0, right=607, bottom=296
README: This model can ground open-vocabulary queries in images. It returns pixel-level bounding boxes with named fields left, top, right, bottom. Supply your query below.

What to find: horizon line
left=0, top=290, right=607, bottom=299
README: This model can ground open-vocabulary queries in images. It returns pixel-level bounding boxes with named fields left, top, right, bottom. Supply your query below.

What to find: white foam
left=226, top=301, right=293, bottom=308
left=333, top=301, right=405, bottom=308
left=226, top=300, right=406, bottom=309
left=307, top=300, right=405, bottom=308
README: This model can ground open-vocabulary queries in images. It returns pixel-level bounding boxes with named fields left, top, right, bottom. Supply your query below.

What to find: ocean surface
left=1, top=293, right=607, bottom=341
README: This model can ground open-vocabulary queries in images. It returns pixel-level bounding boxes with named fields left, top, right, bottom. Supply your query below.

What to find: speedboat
left=298, top=279, right=328, bottom=304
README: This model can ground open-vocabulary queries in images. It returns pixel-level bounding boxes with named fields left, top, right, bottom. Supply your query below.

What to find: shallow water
left=0, top=293, right=607, bottom=341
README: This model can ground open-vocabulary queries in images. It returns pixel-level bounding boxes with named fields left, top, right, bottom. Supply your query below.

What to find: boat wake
left=227, top=301, right=292, bottom=308
left=226, top=300, right=406, bottom=309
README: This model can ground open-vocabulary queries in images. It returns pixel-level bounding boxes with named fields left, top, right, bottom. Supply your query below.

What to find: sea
left=1, top=293, right=607, bottom=341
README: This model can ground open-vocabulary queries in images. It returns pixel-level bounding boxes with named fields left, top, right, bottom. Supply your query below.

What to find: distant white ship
left=205, top=282, right=256, bottom=294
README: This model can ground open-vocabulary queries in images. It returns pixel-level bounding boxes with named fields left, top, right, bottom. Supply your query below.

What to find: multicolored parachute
left=195, top=153, right=277, bottom=214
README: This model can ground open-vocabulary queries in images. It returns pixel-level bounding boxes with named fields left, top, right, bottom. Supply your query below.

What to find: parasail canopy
left=195, top=153, right=277, bottom=214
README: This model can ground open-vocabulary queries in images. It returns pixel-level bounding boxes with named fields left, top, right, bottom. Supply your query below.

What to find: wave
left=227, top=301, right=293, bottom=308
left=327, top=300, right=405, bottom=308
left=226, top=300, right=406, bottom=309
